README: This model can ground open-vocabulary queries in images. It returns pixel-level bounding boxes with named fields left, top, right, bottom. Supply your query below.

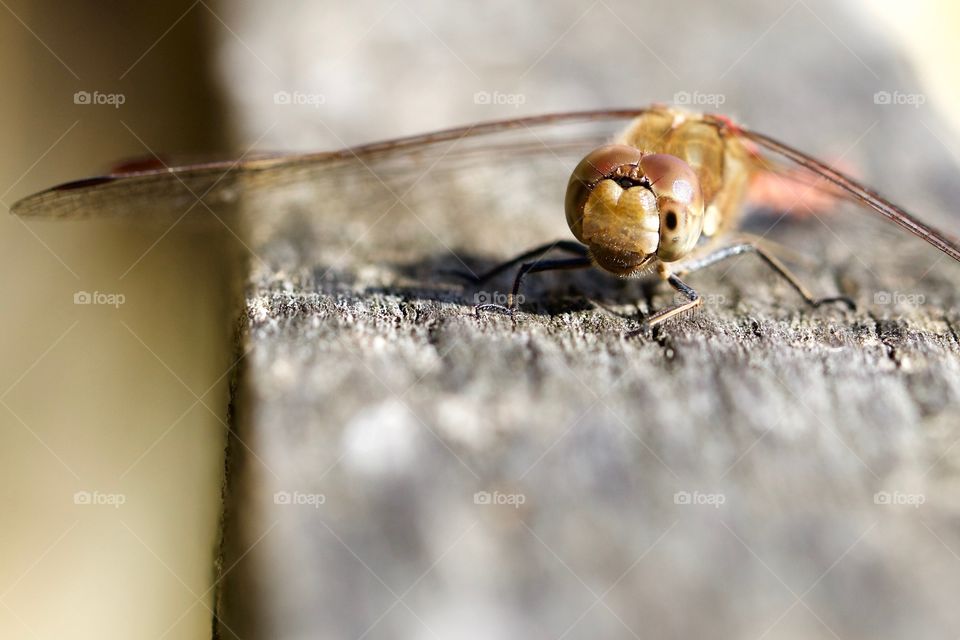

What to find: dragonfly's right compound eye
left=565, top=144, right=704, bottom=274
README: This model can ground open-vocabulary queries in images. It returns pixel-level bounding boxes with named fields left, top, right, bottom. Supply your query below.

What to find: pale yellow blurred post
left=0, top=3, right=235, bottom=639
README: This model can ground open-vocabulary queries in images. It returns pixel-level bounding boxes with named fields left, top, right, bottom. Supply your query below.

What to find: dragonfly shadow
left=351, top=252, right=659, bottom=317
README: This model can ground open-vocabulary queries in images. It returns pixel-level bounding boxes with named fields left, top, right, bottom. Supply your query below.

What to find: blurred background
left=0, top=1, right=958, bottom=638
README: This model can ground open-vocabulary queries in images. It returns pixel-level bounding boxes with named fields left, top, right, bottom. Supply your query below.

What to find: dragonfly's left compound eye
left=640, top=153, right=705, bottom=262
left=565, top=145, right=704, bottom=273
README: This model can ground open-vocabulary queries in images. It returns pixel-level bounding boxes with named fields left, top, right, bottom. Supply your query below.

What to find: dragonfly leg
left=627, top=274, right=702, bottom=334
left=444, top=240, right=588, bottom=284
left=676, top=242, right=856, bottom=309
left=475, top=256, right=593, bottom=315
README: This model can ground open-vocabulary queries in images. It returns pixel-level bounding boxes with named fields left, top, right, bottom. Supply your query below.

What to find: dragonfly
left=13, top=106, right=960, bottom=329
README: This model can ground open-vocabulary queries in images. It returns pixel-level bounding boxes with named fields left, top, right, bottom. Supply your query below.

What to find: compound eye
left=639, top=154, right=705, bottom=262
left=564, top=144, right=644, bottom=241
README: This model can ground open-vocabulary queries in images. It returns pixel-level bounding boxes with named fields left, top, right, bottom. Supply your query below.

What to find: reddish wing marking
left=737, top=126, right=960, bottom=263
left=110, top=156, right=171, bottom=174
left=747, top=167, right=842, bottom=217
left=746, top=155, right=861, bottom=217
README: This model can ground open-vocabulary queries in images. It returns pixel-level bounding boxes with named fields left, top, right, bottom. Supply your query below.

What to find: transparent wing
left=730, top=121, right=960, bottom=264
left=10, top=110, right=649, bottom=222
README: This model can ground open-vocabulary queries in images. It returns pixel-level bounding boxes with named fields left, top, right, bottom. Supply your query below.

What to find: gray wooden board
left=215, top=142, right=960, bottom=640
left=212, top=1, right=960, bottom=638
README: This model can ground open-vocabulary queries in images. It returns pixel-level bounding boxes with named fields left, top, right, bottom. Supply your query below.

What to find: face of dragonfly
left=565, top=144, right=705, bottom=275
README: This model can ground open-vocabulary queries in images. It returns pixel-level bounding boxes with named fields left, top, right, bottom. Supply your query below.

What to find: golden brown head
left=564, top=144, right=705, bottom=275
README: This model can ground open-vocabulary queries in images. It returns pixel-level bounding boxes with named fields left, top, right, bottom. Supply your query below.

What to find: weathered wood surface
left=216, top=143, right=960, bottom=640
left=213, top=1, right=960, bottom=638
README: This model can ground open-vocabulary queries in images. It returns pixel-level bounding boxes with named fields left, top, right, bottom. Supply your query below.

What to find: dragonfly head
left=565, top=144, right=705, bottom=275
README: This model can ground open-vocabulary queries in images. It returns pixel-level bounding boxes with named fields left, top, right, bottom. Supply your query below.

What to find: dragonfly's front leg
left=627, top=265, right=703, bottom=334
left=475, top=255, right=593, bottom=315
left=446, top=240, right=591, bottom=314
left=444, top=240, right=588, bottom=285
